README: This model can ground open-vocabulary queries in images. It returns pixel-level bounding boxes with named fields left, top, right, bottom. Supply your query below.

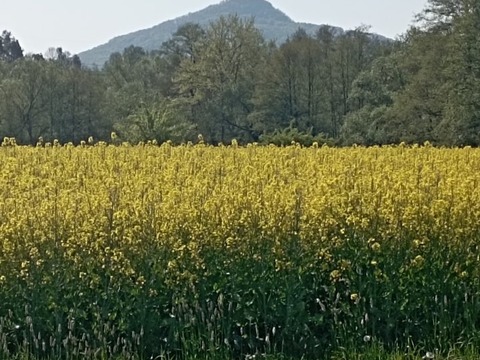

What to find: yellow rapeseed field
left=1, top=141, right=480, bottom=359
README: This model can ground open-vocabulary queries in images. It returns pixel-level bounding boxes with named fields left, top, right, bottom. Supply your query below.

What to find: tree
left=417, top=0, right=470, bottom=32
left=251, top=29, right=326, bottom=136
left=0, top=56, right=48, bottom=143
left=116, top=100, right=194, bottom=143
left=104, top=46, right=155, bottom=125
left=174, top=15, right=267, bottom=143
left=39, top=50, right=107, bottom=143
left=103, top=45, right=185, bottom=141
left=0, top=48, right=108, bottom=144
left=439, top=0, right=480, bottom=144
left=316, top=26, right=343, bottom=138
left=252, top=26, right=388, bottom=141
left=335, top=27, right=380, bottom=118
left=160, top=23, right=205, bottom=66
left=341, top=50, right=405, bottom=145
left=372, top=0, right=480, bottom=145
left=0, top=31, right=23, bottom=62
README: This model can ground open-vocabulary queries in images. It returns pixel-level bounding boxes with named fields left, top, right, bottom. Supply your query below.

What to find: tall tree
left=103, top=45, right=193, bottom=142
left=0, top=31, right=23, bottom=62
left=439, top=0, right=480, bottom=144
left=252, top=26, right=387, bottom=141
left=251, top=29, right=326, bottom=135
left=160, top=23, right=205, bottom=67
left=371, top=0, right=480, bottom=145
left=174, top=15, right=266, bottom=143
left=316, top=26, right=342, bottom=138
left=0, top=56, right=48, bottom=143
left=341, top=47, right=404, bottom=145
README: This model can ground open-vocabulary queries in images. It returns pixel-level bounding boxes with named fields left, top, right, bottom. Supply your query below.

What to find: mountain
left=78, top=0, right=345, bottom=67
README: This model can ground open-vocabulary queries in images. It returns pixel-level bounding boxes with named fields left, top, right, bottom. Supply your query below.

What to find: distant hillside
left=78, top=0, right=345, bottom=67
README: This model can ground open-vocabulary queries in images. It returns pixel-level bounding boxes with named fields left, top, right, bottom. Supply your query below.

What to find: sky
left=2, top=0, right=428, bottom=55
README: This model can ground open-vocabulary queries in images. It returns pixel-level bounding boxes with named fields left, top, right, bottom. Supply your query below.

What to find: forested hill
left=78, top=0, right=344, bottom=67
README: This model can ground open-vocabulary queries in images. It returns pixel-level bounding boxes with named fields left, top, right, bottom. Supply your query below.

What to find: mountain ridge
left=78, top=0, right=347, bottom=67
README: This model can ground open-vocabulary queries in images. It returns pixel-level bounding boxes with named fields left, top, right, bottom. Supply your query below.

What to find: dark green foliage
left=0, top=31, right=23, bottom=62
left=172, top=15, right=267, bottom=144
left=251, top=26, right=387, bottom=140
left=345, top=0, right=480, bottom=145
left=0, top=54, right=109, bottom=144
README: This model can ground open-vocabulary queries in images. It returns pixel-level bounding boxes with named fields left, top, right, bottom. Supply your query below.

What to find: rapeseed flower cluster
left=0, top=142, right=479, bottom=358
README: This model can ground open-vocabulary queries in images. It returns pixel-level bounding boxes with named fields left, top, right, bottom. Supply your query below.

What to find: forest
left=0, top=0, right=479, bottom=146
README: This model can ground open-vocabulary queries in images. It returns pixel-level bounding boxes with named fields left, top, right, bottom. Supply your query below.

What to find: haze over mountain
left=78, top=0, right=349, bottom=67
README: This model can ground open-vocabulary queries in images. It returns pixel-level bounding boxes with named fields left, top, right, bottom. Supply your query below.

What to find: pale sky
left=2, top=0, right=428, bottom=55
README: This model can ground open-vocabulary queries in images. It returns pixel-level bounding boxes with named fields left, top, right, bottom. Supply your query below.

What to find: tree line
left=1, top=0, right=479, bottom=146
